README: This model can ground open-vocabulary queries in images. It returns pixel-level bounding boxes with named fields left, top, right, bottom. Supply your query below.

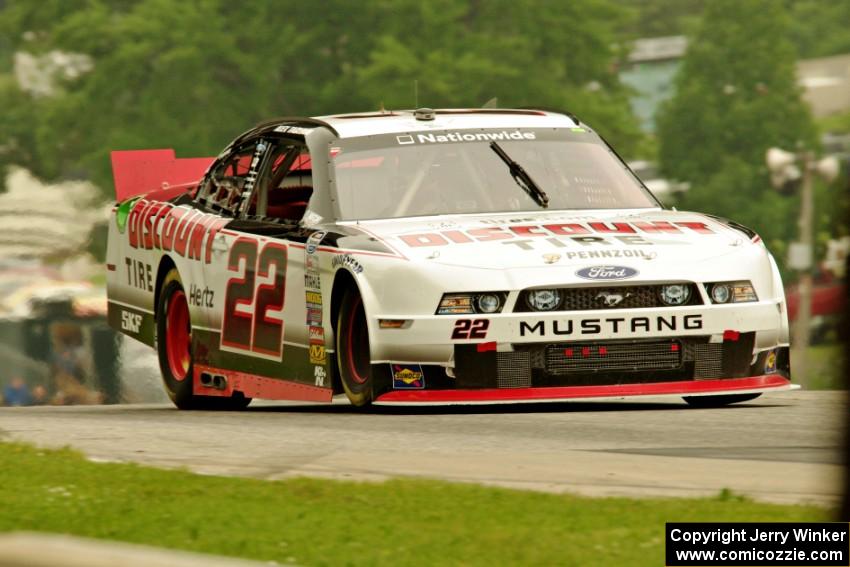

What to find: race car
left=106, top=107, right=794, bottom=409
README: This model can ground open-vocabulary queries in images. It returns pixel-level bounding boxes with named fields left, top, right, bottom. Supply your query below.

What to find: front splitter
left=374, top=375, right=796, bottom=406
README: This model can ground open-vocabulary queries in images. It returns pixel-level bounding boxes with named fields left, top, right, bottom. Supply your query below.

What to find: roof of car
left=312, top=108, right=582, bottom=139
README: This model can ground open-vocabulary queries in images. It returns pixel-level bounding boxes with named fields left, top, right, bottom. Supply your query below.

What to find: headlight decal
left=705, top=281, right=758, bottom=303
left=436, top=292, right=507, bottom=315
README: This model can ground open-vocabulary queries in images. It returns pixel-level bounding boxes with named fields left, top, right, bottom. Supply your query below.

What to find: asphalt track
left=0, top=390, right=844, bottom=506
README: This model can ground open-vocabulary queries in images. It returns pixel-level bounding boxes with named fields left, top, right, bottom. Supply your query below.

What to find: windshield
left=332, top=128, right=657, bottom=220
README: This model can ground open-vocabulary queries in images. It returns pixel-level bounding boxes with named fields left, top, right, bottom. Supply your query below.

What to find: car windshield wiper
left=489, top=141, right=549, bottom=208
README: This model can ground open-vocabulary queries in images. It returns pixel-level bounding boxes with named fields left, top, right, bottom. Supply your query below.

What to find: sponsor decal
left=594, top=291, right=632, bottom=307
left=307, top=307, right=322, bottom=326
left=398, top=221, right=715, bottom=248
left=309, top=343, right=326, bottom=364
left=313, top=365, right=326, bottom=387
left=542, top=253, right=561, bottom=264
left=237, top=140, right=267, bottom=211
left=126, top=199, right=229, bottom=264
left=518, top=314, right=704, bottom=337
left=188, top=283, right=214, bottom=308
left=391, top=364, right=425, bottom=389
left=765, top=350, right=778, bottom=374
left=115, top=196, right=140, bottom=234
left=331, top=253, right=364, bottom=274
left=120, top=310, right=142, bottom=333
left=562, top=249, right=656, bottom=259
left=576, top=265, right=639, bottom=281
left=274, top=125, right=313, bottom=136
left=303, top=229, right=329, bottom=376
left=305, top=253, right=319, bottom=271
left=306, top=230, right=327, bottom=254
left=396, top=131, right=537, bottom=145
left=304, top=273, right=321, bottom=291
left=125, top=258, right=153, bottom=291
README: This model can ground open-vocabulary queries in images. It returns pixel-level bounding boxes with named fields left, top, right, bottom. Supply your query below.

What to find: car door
left=199, top=137, right=322, bottom=387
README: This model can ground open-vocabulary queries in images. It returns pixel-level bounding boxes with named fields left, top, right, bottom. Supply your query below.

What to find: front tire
left=156, top=268, right=250, bottom=410
left=683, top=393, right=761, bottom=408
left=336, top=288, right=373, bottom=406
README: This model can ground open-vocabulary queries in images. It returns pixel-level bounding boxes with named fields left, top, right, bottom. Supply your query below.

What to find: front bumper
left=374, top=374, right=795, bottom=405
left=372, top=300, right=785, bottom=363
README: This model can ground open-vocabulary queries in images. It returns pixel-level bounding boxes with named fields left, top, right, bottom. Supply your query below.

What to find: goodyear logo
left=309, top=344, right=326, bottom=364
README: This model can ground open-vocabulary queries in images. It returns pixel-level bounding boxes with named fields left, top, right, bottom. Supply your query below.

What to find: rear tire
left=156, top=268, right=251, bottom=410
left=336, top=288, right=373, bottom=406
left=683, top=393, right=761, bottom=408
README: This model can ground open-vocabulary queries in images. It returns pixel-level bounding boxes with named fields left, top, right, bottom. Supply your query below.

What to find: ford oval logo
left=576, top=265, right=639, bottom=280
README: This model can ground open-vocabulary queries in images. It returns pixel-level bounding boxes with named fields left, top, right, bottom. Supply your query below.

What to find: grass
left=0, top=443, right=831, bottom=566
left=805, top=344, right=843, bottom=390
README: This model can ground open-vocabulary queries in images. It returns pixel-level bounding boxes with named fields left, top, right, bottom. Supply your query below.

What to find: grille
left=693, top=343, right=724, bottom=379
left=544, top=340, right=682, bottom=374
left=514, top=284, right=701, bottom=312
left=497, top=351, right=532, bottom=388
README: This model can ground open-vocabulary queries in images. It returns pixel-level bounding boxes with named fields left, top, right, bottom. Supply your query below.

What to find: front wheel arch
left=335, top=286, right=374, bottom=406
left=330, top=269, right=359, bottom=395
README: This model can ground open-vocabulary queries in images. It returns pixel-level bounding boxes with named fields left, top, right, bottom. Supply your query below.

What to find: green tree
left=656, top=0, right=816, bottom=263
left=353, top=0, right=641, bottom=154
left=786, top=0, right=850, bottom=58
left=0, top=0, right=643, bottom=196
left=617, top=0, right=705, bottom=39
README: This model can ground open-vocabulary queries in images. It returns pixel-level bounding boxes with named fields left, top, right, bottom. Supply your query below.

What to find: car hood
left=344, top=209, right=760, bottom=270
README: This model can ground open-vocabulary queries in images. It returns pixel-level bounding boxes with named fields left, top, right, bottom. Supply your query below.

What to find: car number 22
left=451, top=319, right=490, bottom=340
left=221, top=238, right=287, bottom=359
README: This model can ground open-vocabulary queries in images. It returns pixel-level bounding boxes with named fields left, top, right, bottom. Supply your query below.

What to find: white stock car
left=106, top=108, right=793, bottom=409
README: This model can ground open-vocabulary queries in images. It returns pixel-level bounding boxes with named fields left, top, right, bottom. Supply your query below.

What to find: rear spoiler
left=110, top=149, right=214, bottom=202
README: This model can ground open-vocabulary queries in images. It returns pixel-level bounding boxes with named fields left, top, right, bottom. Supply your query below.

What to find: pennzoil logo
left=391, top=364, right=424, bottom=389
left=309, top=344, right=326, bottom=364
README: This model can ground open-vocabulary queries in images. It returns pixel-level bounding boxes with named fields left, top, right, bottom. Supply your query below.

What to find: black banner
left=666, top=523, right=849, bottom=566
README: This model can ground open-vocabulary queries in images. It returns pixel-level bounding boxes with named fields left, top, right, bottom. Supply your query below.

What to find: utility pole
left=766, top=147, right=840, bottom=387
left=792, top=151, right=814, bottom=386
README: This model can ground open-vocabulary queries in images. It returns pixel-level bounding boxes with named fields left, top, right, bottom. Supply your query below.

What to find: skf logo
left=309, top=344, right=326, bottom=364
left=121, top=311, right=142, bottom=333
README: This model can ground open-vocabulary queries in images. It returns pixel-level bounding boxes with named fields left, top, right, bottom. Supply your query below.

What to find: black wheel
left=683, top=393, right=761, bottom=408
left=156, top=269, right=251, bottom=410
left=336, top=288, right=373, bottom=406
